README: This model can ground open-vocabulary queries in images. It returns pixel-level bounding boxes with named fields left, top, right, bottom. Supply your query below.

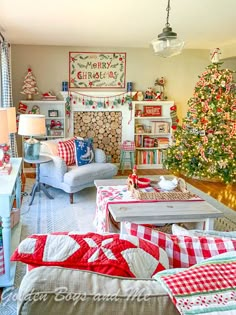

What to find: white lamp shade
left=0, top=109, right=9, bottom=143
left=7, top=107, right=17, bottom=133
left=18, top=114, right=46, bottom=136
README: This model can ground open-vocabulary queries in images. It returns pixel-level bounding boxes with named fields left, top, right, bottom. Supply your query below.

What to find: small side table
left=24, top=155, right=54, bottom=205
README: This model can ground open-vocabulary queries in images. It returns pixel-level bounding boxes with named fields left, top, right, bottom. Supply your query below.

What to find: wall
left=11, top=45, right=211, bottom=121
left=11, top=45, right=235, bottom=154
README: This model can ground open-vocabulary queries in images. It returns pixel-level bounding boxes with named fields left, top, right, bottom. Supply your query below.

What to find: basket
left=130, top=178, right=196, bottom=201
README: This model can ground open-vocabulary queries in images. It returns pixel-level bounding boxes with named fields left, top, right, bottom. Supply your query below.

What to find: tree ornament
left=21, top=68, right=39, bottom=100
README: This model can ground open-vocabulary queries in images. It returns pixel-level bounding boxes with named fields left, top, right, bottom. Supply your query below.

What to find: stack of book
left=157, top=137, right=169, bottom=148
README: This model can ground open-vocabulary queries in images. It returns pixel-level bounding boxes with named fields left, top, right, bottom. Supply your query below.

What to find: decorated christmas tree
left=164, top=59, right=236, bottom=184
left=21, top=68, right=39, bottom=100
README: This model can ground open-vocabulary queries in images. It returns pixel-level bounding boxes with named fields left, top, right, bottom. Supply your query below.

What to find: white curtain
left=0, top=35, right=18, bottom=157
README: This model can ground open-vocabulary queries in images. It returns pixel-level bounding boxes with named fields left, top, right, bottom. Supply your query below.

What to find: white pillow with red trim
left=125, top=222, right=236, bottom=268
left=11, top=232, right=169, bottom=278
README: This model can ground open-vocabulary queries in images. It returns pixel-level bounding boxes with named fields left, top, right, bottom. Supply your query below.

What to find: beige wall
left=11, top=45, right=212, bottom=121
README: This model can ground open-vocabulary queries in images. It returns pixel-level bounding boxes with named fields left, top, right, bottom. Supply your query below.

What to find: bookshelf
left=133, top=100, right=174, bottom=169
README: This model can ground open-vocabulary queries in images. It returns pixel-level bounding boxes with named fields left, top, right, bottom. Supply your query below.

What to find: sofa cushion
left=11, top=232, right=169, bottom=278
left=154, top=251, right=236, bottom=315
left=64, top=163, right=117, bottom=187
left=74, top=138, right=94, bottom=166
left=125, top=222, right=236, bottom=268
left=58, top=137, right=77, bottom=166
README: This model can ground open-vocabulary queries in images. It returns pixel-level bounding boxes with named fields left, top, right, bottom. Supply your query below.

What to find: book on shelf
left=136, top=149, right=166, bottom=165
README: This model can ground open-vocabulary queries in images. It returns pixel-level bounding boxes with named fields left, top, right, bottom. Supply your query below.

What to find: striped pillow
left=58, top=137, right=76, bottom=165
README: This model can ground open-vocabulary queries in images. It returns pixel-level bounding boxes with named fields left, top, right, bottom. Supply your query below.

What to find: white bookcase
left=19, top=100, right=66, bottom=174
left=133, top=100, right=174, bottom=169
left=19, top=100, right=66, bottom=139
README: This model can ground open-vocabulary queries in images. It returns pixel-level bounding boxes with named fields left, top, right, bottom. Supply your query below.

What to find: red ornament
left=170, top=105, right=177, bottom=111
left=171, top=125, right=177, bottom=130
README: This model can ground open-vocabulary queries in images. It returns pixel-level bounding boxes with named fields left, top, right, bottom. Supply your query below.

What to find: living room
left=0, top=0, right=236, bottom=314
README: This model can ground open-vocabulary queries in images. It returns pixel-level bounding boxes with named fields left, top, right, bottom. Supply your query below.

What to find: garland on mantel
left=65, top=91, right=132, bottom=118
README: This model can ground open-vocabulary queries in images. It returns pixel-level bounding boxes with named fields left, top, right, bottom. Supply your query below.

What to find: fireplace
left=73, top=111, right=122, bottom=163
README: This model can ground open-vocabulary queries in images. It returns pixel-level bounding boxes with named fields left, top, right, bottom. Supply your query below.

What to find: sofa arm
left=40, top=155, right=67, bottom=183
left=18, top=266, right=178, bottom=315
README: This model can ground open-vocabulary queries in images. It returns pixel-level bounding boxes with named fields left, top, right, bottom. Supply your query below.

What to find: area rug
left=0, top=177, right=236, bottom=314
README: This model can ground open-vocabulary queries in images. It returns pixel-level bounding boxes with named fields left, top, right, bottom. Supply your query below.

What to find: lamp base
left=24, top=140, right=40, bottom=160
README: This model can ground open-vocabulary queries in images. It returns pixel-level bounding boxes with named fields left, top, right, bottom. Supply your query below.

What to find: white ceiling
left=1, top=0, right=236, bottom=50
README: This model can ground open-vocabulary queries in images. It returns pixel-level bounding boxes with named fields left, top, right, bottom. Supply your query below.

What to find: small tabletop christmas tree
left=21, top=68, right=39, bottom=100
left=164, top=50, right=236, bottom=183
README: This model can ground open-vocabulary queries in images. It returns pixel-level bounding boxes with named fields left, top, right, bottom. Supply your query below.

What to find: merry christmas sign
left=69, top=52, right=126, bottom=89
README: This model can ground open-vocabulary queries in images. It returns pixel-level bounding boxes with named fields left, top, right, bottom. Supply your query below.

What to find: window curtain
left=0, top=36, right=18, bottom=157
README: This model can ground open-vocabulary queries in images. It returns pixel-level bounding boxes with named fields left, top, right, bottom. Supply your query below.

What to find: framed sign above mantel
left=69, top=52, right=126, bottom=89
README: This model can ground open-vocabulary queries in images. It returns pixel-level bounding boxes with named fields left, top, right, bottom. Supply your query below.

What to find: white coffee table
left=95, top=179, right=223, bottom=233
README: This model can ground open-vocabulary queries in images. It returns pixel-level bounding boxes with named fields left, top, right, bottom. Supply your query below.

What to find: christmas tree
left=164, top=62, right=236, bottom=184
left=21, top=68, right=39, bottom=100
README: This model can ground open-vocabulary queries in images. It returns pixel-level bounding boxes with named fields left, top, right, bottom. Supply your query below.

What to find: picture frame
left=143, top=106, right=162, bottom=117
left=48, top=110, right=58, bottom=117
left=69, top=52, right=126, bottom=89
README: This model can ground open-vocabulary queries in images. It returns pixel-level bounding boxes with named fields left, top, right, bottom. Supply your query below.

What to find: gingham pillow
left=124, top=222, right=236, bottom=268
left=58, top=137, right=76, bottom=165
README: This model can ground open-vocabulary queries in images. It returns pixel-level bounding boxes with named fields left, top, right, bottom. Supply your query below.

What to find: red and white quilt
left=11, top=232, right=169, bottom=278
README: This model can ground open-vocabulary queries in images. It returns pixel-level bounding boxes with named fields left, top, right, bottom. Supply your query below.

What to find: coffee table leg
left=120, top=222, right=127, bottom=234
left=204, top=218, right=214, bottom=230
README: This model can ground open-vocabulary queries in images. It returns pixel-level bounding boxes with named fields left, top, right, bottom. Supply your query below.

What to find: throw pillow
left=94, top=148, right=106, bottom=163
left=11, top=232, right=169, bottom=278
left=58, top=137, right=77, bottom=166
left=74, top=138, right=94, bottom=166
left=172, top=223, right=236, bottom=239
left=124, top=222, right=236, bottom=268
left=154, top=251, right=236, bottom=315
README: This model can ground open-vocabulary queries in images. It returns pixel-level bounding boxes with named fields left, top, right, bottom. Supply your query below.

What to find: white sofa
left=39, top=138, right=118, bottom=203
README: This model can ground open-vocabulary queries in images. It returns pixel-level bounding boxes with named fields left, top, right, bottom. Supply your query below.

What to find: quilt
left=154, top=251, right=236, bottom=315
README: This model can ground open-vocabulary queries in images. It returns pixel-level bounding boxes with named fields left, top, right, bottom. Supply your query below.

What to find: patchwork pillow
left=154, top=251, right=236, bottom=315
left=58, top=137, right=77, bottom=165
left=74, top=138, right=94, bottom=166
left=11, top=232, right=169, bottom=278
left=125, top=222, right=236, bottom=268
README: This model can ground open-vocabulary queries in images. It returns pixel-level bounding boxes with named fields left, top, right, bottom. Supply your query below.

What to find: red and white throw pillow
left=11, top=232, right=169, bottom=278
left=58, top=137, right=76, bottom=166
left=125, top=222, right=236, bottom=268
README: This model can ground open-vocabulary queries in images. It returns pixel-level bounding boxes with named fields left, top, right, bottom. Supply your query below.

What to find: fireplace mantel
left=60, top=91, right=134, bottom=142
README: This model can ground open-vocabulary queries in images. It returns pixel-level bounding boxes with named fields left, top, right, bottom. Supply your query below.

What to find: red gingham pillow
left=58, top=137, right=76, bottom=166
left=125, top=222, right=236, bottom=268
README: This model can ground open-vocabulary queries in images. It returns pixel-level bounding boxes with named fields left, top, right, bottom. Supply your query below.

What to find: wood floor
left=117, top=169, right=236, bottom=212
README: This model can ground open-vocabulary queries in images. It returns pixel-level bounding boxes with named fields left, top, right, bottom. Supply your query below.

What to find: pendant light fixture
left=151, top=0, right=184, bottom=58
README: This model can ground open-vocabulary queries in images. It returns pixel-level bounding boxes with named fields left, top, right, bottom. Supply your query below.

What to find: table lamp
left=18, top=114, right=46, bottom=160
